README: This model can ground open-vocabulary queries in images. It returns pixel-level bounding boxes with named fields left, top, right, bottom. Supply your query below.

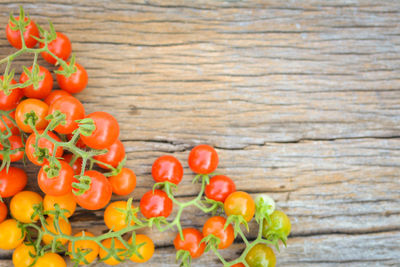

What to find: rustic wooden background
left=1, top=0, right=400, bottom=266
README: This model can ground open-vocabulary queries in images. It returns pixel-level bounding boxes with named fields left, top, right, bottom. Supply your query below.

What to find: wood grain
left=0, top=0, right=399, bottom=266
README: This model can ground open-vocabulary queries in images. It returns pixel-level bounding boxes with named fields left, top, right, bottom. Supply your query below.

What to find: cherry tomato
left=25, top=131, right=64, bottom=166
left=108, top=168, right=136, bottom=196
left=10, top=191, right=42, bottom=223
left=0, top=167, right=27, bottom=198
left=205, top=175, right=236, bottom=203
left=80, top=111, right=119, bottom=150
left=43, top=193, right=76, bottom=218
left=152, top=155, right=183, bottom=185
left=174, top=228, right=205, bottom=258
left=263, top=210, right=291, bottom=238
left=99, top=238, right=126, bottom=266
left=35, top=252, right=66, bottom=267
left=44, top=89, right=71, bottom=106
left=6, top=16, right=39, bottom=49
left=40, top=32, right=71, bottom=65
left=245, top=244, right=276, bottom=267
left=104, top=200, right=136, bottom=231
left=0, top=111, right=19, bottom=135
left=140, top=189, right=173, bottom=219
left=188, top=144, right=219, bottom=174
left=48, top=95, right=85, bottom=134
left=224, top=191, right=255, bottom=222
left=231, top=263, right=245, bottom=267
left=15, top=99, right=49, bottom=133
left=42, top=217, right=72, bottom=245
left=0, top=201, right=7, bottom=223
left=12, top=243, right=36, bottom=267
left=93, top=139, right=125, bottom=169
left=57, top=63, right=88, bottom=93
left=0, top=219, right=25, bottom=250
left=0, top=135, right=24, bottom=162
left=38, top=160, right=74, bottom=196
left=129, top=234, right=154, bottom=263
left=20, top=65, right=53, bottom=99
left=68, top=231, right=99, bottom=265
left=73, top=170, right=112, bottom=210
left=202, top=216, right=234, bottom=249
left=0, top=76, right=23, bottom=110
left=63, top=153, right=82, bottom=175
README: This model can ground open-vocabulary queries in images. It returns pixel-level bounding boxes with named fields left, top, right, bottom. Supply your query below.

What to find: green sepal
left=176, top=249, right=192, bottom=267
left=72, top=175, right=92, bottom=196
left=76, top=118, right=95, bottom=136
left=24, top=110, right=38, bottom=128
left=201, top=234, right=221, bottom=252
left=225, top=214, right=249, bottom=238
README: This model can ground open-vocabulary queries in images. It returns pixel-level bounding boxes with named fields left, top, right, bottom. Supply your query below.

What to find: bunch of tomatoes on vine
left=0, top=7, right=291, bottom=267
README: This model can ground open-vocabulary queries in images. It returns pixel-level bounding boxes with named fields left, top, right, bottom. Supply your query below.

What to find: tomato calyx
left=45, top=110, right=67, bottom=131
left=8, top=7, right=31, bottom=33
left=113, top=198, right=142, bottom=227
left=255, top=195, right=276, bottom=224
left=175, top=249, right=192, bottom=267
left=21, top=64, right=44, bottom=90
left=200, top=234, right=221, bottom=253
left=225, top=214, right=249, bottom=238
left=53, top=54, right=78, bottom=78
left=72, top=175, right=92, bottom=196
left=145, top=216, right=168, bottom=230
left=76, top=118, right=96, bottom=136
left=0, top=69, right=17, bottom=95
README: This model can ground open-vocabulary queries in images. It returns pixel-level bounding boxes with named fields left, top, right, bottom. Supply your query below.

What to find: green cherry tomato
left=245, top=244, right=276, bottom=267
left=263, top=210, right=291, bottom=238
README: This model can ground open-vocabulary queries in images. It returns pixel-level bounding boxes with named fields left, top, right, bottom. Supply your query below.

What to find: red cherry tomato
left=231, top=264, right=245, bottom=267
left=15, top=99, right=49, bottom=133
left=40, top=32, right=71, bottom=65
left=0, top=201, right=8, bottom=223
left=152, top=155, right=183, bottom=185
left=174, top=228, right=205, bottom=258
left=6, top=16, right=39, bottom=49
left=38, top=160, right=74, bottom=196
left=202, top=216, right=234, bottom=249
left=56, top=63, right=88, bottom=94
left=0, top=77, right=23, bottom=110
left=140, top=189, right=173, bottom=219
left=25, top=131, right=64, bottom=166
left=63, top=153, right=82, bottom=175
left=188, top=144, right=219, bottom=174
left=0, top=135, right=24, bottom=162
left=73, top=170, right=112, bottom=210
left=20, top=65, right=53, bottom=99
left=108, top=168, right=136, bottom=196
left=93, top=139, right=125, bottom=169
left=44, top=90, right=71, bottom=106
left=48, top=95, right=85, bottom=134
left=80, top=112, right=119, bottom=150
left=205, top=175, right=236, bottom=203
left=0, top=167, right=27, bottom=198
left=0, top=111, right=19, bottom=135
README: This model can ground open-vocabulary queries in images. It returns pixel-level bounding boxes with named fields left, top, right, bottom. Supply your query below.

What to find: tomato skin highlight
left=129, top=234, right=154, bottom=263
left=205, top=175, right=236, bottom=203
left=202, top=216, right=234, bottom=249
left=174, top=228, right=206, bottom=258
left=80, top=111, right=120, bottom=150
left=140, top=189, right=173, bottom=219
left=25, top=131, right=64, bottom=166
left=152, top=155, right=183, bottom=185
left=245, top=244, right=276, bottom=267
left=20, top=65, right=53, bottom=99
left=15, top=99, right=49, bottom=133
left=38, top=160, right=74, bottom=196
left=188, top=144, right=219, bottom=174
left=48, top=95, right=85, bottom=134
left=40, top=32, right=71, bottom=65
left=93, top=139, right=125, bottom=169
left=6, top=16, right=39, bottom=49
left=35, top=252, right=66, bottom=267
left=108, top=168, right=136, bottom=196
left=57, top=63, right=88, bottom=94
left=0, top=201, right=7, bottom=223
left=43, top=193, right=76, bottom=218
left=0, top=76, right=23, bottom=110
left=0, top=135, right=24, bottom=162
left=68, top=231, right=99, bottom=265
left=0, top=167, right=27, bottom=198
left=44, top=90, right=71, bottom=106
left=224, top=191, right=255, bottom=222
left=0, top=219, right=25, bottom=250
left=73, top=170, right=112, bottom=210
left=12, top=243, right=36, bottom=267
left=10, top=191, right=43, bottom=223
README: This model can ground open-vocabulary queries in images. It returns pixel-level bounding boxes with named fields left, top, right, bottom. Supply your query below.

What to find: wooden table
left=1, top=1, right=399, bottom=266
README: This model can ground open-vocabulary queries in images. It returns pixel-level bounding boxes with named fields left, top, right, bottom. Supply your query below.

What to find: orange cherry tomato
left=129, top=234, right=154, bottom=263
left=0, top=219, right=25, bottom=250
left=12, top=243, right=36, bottom=267
left=104, top=201, right=135, bottom=231
left=43, top=193, right=76, bottom=218
left=99, top=238, right=126, bottom=266
left=15, top=99, right=49, bottom=133
left=35, top=252, right=66, bottom=267
left=68, top=231, right=99, bottom=265
left=10, top=191, right=42, bottom=223
left=224, top=191, right=255, bottom=222
left=108, top=168, right=136, bottom=196
left=42, top=217, right=72, bottom=245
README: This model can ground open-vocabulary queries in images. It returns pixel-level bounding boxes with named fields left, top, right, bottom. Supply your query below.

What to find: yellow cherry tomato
left=129, top=234, right=154, bottom=263
left=224, top=191, right=255, bottom=222
left=104, top=201, right=135, bottom=232
left=10, top=191, right=43, bottom=223
left=12, top=243, right=36, bottom=267
left=68, top=231, right=99, bottom=265
left=99, top=238, right=127, bottom=266
left=42, top=217, right=72, bottom=245
left=35, top=252, right=66, bottom=267
left=43, top=193, right=77, bottom=218
left=0, top=219, right=25, bottom=250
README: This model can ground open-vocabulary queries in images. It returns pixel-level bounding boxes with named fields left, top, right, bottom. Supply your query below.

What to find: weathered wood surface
left=1, top=0, right=400, bottom=266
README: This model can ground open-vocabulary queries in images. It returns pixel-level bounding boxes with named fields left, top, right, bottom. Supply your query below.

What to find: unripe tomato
left=43, top=193, right=76, bottom=218
left=245, top=244, right=276, bottom=267
left=263, top=210, right=291, bottom=238
left=10, top=191, right=42, bottom=223
left=40, top=32, right=71, bottom=65
left=173, top=228, right=205, bottom=258
left=152, top=155, right=183, bottom=185
left=99, top=238, right=126, bottom=266
left=0, top=167, right=27, bottom=198
left=224, top=191, right=255, bottom=222
left=6, top=16, right=39, bottom=49
left=188, top=144, right=218, bottom=174
left=104, top=201, right=136, bottom=231
left=42, top=217, right=72, bottom=245
left=68, top=231, right=99, bottom=265
left=0, top=219, right=25, bottom=250
left=129, top=234, right=154, bottom=263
